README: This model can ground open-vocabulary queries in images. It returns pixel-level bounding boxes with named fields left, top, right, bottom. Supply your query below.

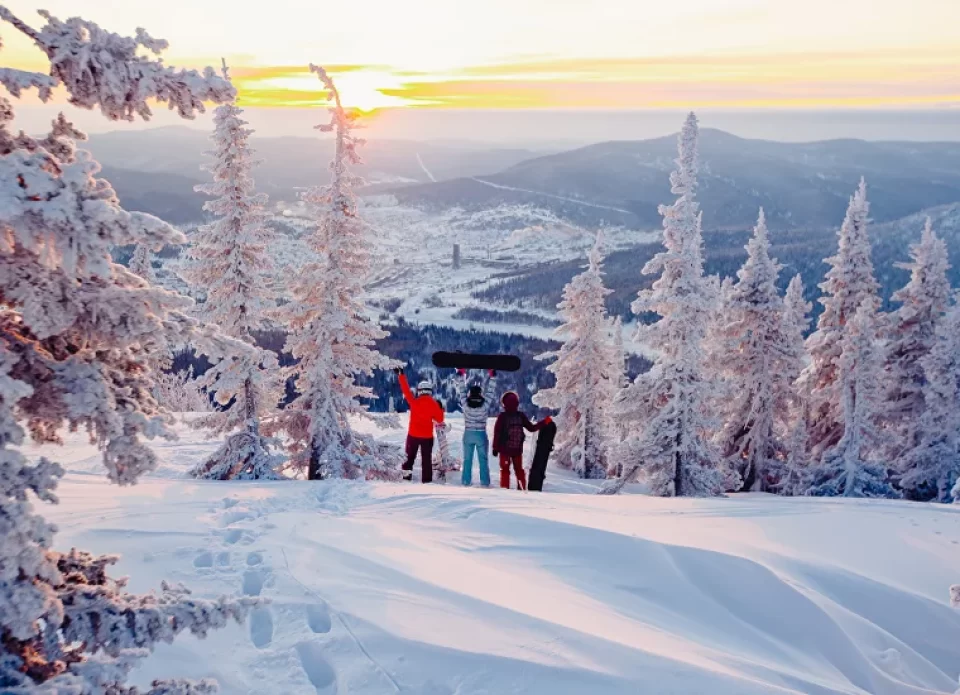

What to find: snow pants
left=499, top=454, right=527, bottom=490
left=404, top=435, right=433, bottom=483
left=462, top=430, right=490, bottom=486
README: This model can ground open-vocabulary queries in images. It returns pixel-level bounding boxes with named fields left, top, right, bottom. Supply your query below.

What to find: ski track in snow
left=416, top=152, right=437, bottom=182
left=28, top=418, right=960, bottom=695
left=469, top=177, right=635, bottom=215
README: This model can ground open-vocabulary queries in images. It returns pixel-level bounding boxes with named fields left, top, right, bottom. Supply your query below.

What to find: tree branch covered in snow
left=153, top=365, right=209, bottom=415
left=129, top=243, right=156, bottom=283
left=0, top=11, right=252, bottom=692
left=0, top=6, right=234, bottom=121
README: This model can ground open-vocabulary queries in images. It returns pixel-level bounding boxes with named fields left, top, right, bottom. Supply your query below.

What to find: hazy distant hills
left=84, top=126, right=960, bottom=232
left=391, top=129, right=960, bottom=229
left=85, top=126, right=546, bottom=213
left=474, top=201, right=960, bottom=324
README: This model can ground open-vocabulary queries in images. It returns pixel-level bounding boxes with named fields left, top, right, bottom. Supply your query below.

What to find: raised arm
left=483, top=371, right=498, bottom=414
left=398, top=372, right=414, bottom=408
left=455, top=369, right=468, bottom=411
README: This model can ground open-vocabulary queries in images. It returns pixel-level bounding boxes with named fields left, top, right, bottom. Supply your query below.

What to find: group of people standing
left=395, top=369, right=552, bottom=488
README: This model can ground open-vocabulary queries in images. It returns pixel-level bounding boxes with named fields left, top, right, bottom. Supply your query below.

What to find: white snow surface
left=22, top=415, right=960, bottom=695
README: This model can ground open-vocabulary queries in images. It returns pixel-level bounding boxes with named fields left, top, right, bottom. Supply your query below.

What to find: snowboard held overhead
left=432, top=352, right=522, bottom=372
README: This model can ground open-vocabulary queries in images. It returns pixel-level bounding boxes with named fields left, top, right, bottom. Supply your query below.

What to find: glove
left=492, top=449, right=499, bottom=458
left=393, top=367, right=403, bottom=375
left=488, top=369, right=496, bottom=377
left=456, top=368, right=467, bottom=376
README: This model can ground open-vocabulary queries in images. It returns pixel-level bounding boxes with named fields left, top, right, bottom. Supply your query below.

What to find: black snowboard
left=432, top=351, right=521, bottom=372
left=527, top=421, right=557, bottom=492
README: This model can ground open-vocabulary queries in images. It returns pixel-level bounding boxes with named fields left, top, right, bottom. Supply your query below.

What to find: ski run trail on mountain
left=469, top=177, right=635, bottom=215
left=24, top=415, right=960, bottom=695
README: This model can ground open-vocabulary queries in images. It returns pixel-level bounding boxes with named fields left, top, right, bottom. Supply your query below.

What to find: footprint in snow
left=295, top=641, right=337, bottom=694
left=223, top=528, right=244, bottom=545
left=250, top=606, right=274, bottom=649
left=306, top=603, right=332, bottom=634
left=193, top=551, right=214, bottom=569
left=247, top=551, right=264, bottom=566
left=243, top=569, right=267, bottom=597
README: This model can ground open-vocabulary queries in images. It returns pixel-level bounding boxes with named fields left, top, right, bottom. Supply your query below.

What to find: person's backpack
left=499, top=412, right=526, bottom=452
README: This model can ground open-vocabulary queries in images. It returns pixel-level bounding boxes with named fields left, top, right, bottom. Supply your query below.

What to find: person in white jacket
left=455, top=369, right=498, bottom=486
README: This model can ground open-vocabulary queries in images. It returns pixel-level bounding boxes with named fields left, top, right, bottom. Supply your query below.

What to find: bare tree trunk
left=308, top=442, right=321, bottom=481
left=243, top=376, right=258, bottom=435
left=674, top=429, right=683, bottom=497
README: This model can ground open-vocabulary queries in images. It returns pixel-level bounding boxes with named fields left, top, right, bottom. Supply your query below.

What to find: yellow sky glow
left=1, top=0, right=959, bottom=112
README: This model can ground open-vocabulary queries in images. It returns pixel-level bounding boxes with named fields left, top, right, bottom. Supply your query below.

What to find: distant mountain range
left=390, top=129, right=960, bottom=230
left=85, top=126, right=547, bottom=221
left=84, top=126, right=960, bottom=233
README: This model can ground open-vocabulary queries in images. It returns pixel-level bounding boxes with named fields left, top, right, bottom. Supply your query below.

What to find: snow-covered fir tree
left=777, top=274, right=813, bottom=495
left=900, top=297, right=960, bottom=502
left=534, top=232, right=617, bottom=479
left=153, top=365, right=210, bottom=415
left=184, top=60, right=283, bottom=480
left=806, top=302, right=897, bottom=498
left=798, top=179, right=881, bottom=464
left=271, top=65, right=398, bottom=481
left=129, top=242, right=156, bottom=282
left=0, top=9, right=253, bottom=692
left=712, top=209, right=797, bottom=491
left=884, top=218, right=951, bottom=478
left=609, top=113, right=721, bottom=497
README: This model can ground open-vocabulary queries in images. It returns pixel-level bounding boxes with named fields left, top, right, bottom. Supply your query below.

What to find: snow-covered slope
left=23, top=418, right=960, bottom=695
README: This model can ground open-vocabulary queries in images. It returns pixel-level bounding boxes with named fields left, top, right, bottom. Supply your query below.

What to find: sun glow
left=233, top=67, right=429, bottom=112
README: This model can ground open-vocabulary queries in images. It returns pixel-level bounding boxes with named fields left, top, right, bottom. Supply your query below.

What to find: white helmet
left=416, top=381, right=433, bottom=396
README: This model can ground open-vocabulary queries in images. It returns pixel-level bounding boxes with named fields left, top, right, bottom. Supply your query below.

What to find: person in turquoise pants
left=456, top=368, right=497, bottom=486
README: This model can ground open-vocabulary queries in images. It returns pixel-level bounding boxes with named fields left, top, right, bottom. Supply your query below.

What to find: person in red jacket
left=492, top=391, right=552, bottom=490
left=396, top=368, right=445, bottom=483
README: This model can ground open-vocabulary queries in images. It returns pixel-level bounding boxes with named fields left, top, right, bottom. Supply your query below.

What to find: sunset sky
left=2, top=0, right=959, bottom=112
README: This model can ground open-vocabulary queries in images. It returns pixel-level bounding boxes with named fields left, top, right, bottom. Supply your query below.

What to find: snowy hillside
left=24, top=417, right=960, bottom=695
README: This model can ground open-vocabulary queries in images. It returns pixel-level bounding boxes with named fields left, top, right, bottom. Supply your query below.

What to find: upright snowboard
left=433, top=420, right=459, bottom=483
left=527, top=420, right=557, bottom=492
left=432, top=351, right=521, bottom=372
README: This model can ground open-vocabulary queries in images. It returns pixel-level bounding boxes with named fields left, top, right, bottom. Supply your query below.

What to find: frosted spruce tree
left=0, top=7, right=253, bottom=693
left=777, top=275, right=813, bottom=495
left=798, top=179, right=881, bottom=464
left=807, top=302, right=897, bottom=497
left=184, top=60, right=283, bottom=480
left=608, top=113, right=721, bottom=497
left=712, top=209, right=796, bottom=491
left=272, top=65, right=398, bottom=480
left=534, top=233, right=617, bottom=479
left=884, top=218, right=951, bottom=476
left=900, top=298, right=960, bottom=502
left=129, top=242, right=156, bottom=283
